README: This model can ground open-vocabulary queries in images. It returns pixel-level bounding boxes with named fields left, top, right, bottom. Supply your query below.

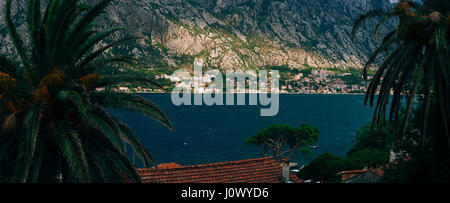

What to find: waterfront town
left=277, top=69, right=372, bottom=94
left=109, top=68, right=373, bottom=94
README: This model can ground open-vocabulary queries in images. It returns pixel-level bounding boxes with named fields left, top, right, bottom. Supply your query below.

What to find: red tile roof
left=155, top=162, right=182, bottom=170
left=337, top=169, right=370, bottom=175
left=137, top=157, right=302, bottom=183
left=371, top=168, right=384, bottom=176
left=337, top=168, right=384, bottom=177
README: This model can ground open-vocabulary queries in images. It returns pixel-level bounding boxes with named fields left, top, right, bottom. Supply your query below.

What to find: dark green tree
left=246, top=124, right=319, bottom=162
left=298, top=123, right=393, bottom=183
left=347, top=123, right=394, bottom=155
left=346, top=149, right=390, bottom=169
left=298, top=149, right=390, bottom=183
left=297, top=152, right=344, bottom=183
left=0, top=0, right=173, bottom=183
left=382, top=103, right=450, bottom=182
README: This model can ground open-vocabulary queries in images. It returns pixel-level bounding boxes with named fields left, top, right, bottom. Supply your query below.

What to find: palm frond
left=66, top=0, right=113, bottom=44
left=53, top=120, right=90, bottom=182
left=26, top=0, right=42, bottom=58
left=114, top=118, right=157, bottom=168
left=362, top=30, right=398, bottom=78
left=14, top=103, right=44, bottom=183
left=0, top=55, right=18, bottom=76
left=1, top=0, right=172, bottom=183
left=352, top=9, right=399, bottom=41
left=92, top=92, right=174, bottom=130
left=73, top=27, right=125, bottom=63
left=27, top=139, right=44, bottom=182
left=75, top=36, right=136, bottom=74
left=5, top=0, right=31, bottom=69
left=80, top=129, right=142, bottom=183
left=83, top=110, right=125, bottom=153
left=356, top=0, right=450, bottom=154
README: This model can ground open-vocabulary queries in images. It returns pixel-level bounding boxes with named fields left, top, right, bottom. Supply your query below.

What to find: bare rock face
left=0, top=0, right=394, bottom=71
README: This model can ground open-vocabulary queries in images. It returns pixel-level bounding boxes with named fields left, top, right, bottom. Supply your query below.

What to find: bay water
left=110, top=94, right=374, bottom=167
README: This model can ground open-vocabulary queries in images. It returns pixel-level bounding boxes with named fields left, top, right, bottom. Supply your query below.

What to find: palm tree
left=352, top=0, right=449, bottom=153
left=0, top=0, right=173, bottom=183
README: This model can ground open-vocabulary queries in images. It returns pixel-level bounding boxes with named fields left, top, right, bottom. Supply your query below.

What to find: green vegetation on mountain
left=0, top=0, right=394, bottom=73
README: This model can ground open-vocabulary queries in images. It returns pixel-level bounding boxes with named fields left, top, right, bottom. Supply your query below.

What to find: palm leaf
left=83, top=110, right=124, bottom=153
left=73, top=27, right=125, bottom=62
left=53, top=121, right=90, bottom=182
left=1, top=0, right=173, bottom=183
left=26, top=0, right=42, bottom=60
left=0, top=55, right=18, bottom=76
left=92, top=92, right=173, bottom=130
left=352, top=9, right=399, bottom=41
left=114, top=118, right=157, bottom=168
left=5, top=0, right=30, bottom=69
left=76, top=36, right=136, bottom=73
left=66, top=0, right=113, bottom=44
left=14, top=103, right=44, bottom=183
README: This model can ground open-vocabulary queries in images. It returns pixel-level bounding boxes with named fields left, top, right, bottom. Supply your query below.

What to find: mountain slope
left=0, top=0, right=394, bottom=71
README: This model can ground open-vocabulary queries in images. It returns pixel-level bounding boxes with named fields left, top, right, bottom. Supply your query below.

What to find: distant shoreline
left=130, top=91, right=366, bottom=96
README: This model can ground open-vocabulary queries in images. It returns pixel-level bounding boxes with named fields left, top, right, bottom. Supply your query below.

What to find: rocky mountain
left=0, top=0, right=394, bottom=72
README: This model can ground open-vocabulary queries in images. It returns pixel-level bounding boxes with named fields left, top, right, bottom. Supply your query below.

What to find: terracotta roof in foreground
left=337, top=169, right=370, bottom=175
left=137, top=157, right=302, bottom=183
left=337, top=168, right=384, bottom=177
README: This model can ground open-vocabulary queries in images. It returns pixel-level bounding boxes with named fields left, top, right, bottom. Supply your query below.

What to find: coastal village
left=112, top=68, right=373, bottom=94
left=278, top=69, right=372, bottom=94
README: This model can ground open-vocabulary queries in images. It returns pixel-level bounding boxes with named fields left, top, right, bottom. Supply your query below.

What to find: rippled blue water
left=109, top=94, right=374, bottom=166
